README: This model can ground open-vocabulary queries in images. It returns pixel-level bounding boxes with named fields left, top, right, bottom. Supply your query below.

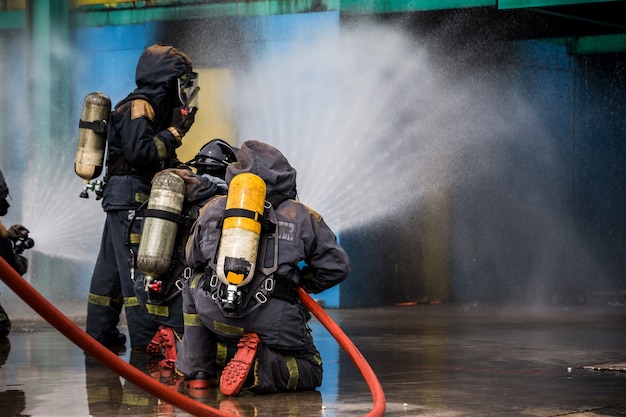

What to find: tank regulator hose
left=0, top=257, right=385, bottom=417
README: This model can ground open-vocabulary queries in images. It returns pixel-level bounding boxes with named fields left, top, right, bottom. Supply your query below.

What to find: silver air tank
left=75, top=92, right=110, bottom=184
left=137, top=171, right=186, bottom=290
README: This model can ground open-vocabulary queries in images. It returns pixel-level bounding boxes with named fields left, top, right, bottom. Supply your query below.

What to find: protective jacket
left=0, top=170, right=27, bottom=275
left=0, top=221, right=27, bottom=275
left=177, top=140, right=350, bottom=393
left=102, top=44, right=193, bottom=211
left=86, top=44, right=195, bottom=349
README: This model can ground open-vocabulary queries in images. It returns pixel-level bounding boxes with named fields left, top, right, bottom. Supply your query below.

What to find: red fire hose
left=0, top=257, right=385, bottom=417
left=296, top=286, right=387, bottom=417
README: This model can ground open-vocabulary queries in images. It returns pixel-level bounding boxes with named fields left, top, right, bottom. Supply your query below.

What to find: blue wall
left=2, top=11, right=625, bottom=310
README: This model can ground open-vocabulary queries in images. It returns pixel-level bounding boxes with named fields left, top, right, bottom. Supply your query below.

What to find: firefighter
left=0, top=169, right=32, bottom=338
left=177, top=140, right=350, bottom=396
left=85, top=43, right=198, bottom=351
left=134, top=139, right=238, bottom=369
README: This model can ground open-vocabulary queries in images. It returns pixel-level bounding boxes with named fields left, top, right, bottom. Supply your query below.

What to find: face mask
left=177, top=71, right=199, bottom=109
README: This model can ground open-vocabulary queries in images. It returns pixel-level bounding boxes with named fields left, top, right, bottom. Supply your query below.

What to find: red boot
left=146, top=326, right=179, bottom=371
left=219, top=332, right=260, bottom=396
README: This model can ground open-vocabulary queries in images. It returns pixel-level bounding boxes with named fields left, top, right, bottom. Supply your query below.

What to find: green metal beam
left=337, top=0, right=494, bottom=14
left=12, top=0, right=497, bottom=29
left=67, top=0, right=499, bottom=28
left=498, top=0, right=619, bottom=9
left=568, top=33, right=626, bottom=54
left=69, top=0, right=340, bottom=27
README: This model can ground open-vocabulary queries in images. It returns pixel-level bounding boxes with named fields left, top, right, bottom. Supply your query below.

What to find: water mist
left=226, top=21, right=608, bottom=308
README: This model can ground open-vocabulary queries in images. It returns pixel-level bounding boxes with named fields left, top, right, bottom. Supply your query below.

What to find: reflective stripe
left=124, top=296, right=140, bottom=307
left=154, top=136, right=168, bottom=160
left=129, top=233, right=142, bottom=244
left=184, top=312, right=201, bottom=327
left=216, top=341, right=228, bottom=367
left=190, top=273, right=203, bottom=289
left=146, top=304, right=169, bottom=317
left=213, top=321, right=244, bottom=336
left=87, top=386, right=116, bottom=405
left=123, top=392, right=150, bottom=406
left=134, top=192, right=149, bottom=204
left=284, top=356, right=299, bottom=390
left=130, top=99, right=155, bottom=121
left=88, top=293, right=117, bottom=307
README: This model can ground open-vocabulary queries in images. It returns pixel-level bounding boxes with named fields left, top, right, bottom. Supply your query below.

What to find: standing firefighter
left=85, top=43, right=198, bottom=351
left=177, top=140, right=350, bottom=396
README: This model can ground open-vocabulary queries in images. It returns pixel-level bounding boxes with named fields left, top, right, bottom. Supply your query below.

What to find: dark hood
left=131, top=43, right=193, bottom=125
left=226, top=140, right=297, bottom=207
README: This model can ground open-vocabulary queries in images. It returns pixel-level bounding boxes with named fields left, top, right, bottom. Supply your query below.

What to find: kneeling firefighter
left=0, top=169, right=34, bottom=338
left=176, top=140, right=351, bottom=397
left=131, top=139, right=237, bottom=369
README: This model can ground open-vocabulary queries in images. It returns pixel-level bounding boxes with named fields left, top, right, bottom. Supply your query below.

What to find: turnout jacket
left=0, top=221, right=27, bottom=275
left=102, top=44, right=192, bottom=211
left=184, top=140, right=350, bottom=347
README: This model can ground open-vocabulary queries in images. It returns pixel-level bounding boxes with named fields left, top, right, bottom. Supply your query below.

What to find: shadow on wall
left=340, top=194, right=451, bottom=308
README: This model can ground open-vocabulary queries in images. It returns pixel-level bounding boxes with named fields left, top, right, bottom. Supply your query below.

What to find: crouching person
left=176, top=140, right=350, bottom=396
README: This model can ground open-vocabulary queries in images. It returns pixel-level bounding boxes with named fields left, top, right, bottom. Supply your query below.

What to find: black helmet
left=189, top=139, right=237, bottom=177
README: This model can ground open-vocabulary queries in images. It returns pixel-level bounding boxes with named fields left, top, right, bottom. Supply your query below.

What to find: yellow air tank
left=137, top=171, right=186, bottom=289
left=216, top=173, right=267, bottom=288
left=75, top=92, right=111, bottom=183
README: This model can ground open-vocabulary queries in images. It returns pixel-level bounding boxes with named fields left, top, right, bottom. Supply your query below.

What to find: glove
left=7, top=224, right=29, bottom=240
left=169, top=107, right=197, bottom=140
left=202, top=174, right=228, bottom=193
left=298, top=266, right=323, bottom=294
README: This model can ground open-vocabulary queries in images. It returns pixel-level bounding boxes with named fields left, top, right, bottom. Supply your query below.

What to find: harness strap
left=271, top=273, right=297, bottom=302
left=218, top=205, right=276, bottom=233
left=79, top=119, right=108, bottom=134
left=135, top=208, right=191, bottom=226
left=224, top=207, right=261, bottom=221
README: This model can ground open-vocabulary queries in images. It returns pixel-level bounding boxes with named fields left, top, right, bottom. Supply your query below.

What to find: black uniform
left=177, top=140, right=350, bottom=394
left=86, top=44, right=195, bottom=349
left=0, top=169, right=29, bottom=338
left=133, top=169, right=227, bottom=337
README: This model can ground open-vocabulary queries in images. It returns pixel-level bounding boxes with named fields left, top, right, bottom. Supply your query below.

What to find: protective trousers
left=86, top=210, right=155, bottom=348
left=176, top=275, right=323, bottom=393
left=133, top=273, right=184, bottom=336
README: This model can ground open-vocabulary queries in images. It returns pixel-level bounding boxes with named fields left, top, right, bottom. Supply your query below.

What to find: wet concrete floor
left=1, top=303, right=625, bottom=417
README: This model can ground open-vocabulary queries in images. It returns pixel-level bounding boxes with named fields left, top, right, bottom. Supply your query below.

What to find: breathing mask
left=178, top=71, right=199, bottom=109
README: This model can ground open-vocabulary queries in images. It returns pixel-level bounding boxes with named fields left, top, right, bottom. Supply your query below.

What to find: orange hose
left=296, top=287, right=387, bottom=417
left=0, top=256, right=385, bottom=416
left=0, top=256, right=232, bottom=417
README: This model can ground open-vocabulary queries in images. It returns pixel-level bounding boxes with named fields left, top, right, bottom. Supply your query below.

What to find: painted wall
left=1, top=9, right=625, bottom=314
